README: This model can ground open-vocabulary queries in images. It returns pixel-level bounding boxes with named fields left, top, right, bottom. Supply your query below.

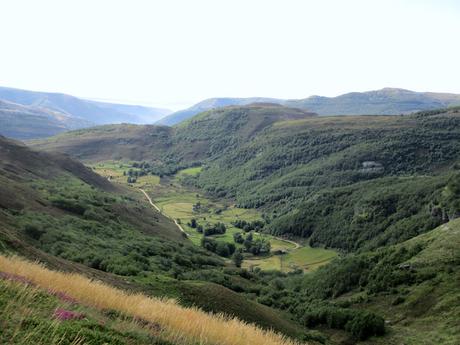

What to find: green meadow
left=91, top=163, right=336, bottom=272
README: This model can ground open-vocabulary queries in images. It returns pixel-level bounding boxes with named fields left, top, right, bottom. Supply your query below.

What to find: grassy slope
left=357, top=219, right=460, bottom=344
left=0, top=255, right=305, bottom=345
left=0, top=278, right=174, bottom=345
left=245, top=218, right=460, bottom=344
left=295, top=219, right=460, bottom=345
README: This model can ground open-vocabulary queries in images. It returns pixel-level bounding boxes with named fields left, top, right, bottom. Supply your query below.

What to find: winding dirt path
left=139, top=188, right=188, bottom=237
left=275, top=237, right=300, bottom=250
left=253, top=232, right=301, bottom=250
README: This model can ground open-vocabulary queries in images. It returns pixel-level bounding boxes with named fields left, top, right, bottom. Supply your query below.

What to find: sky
left=0, top=0, right=459, bottom=110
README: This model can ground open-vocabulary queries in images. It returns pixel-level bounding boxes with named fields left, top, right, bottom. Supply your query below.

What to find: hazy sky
left=0, top=0, right=459, bottom=109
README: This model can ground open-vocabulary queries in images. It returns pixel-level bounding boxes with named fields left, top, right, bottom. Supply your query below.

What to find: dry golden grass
left=0, top=255, right=305, bottom=345
left=1, top=280, right=85, bottom=345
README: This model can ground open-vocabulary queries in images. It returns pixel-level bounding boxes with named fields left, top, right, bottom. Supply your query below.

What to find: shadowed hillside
left=30, top=124, right=174, bottom=162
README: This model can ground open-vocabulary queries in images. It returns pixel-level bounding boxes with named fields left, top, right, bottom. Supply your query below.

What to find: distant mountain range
left=3, top=86, right=460, bottom=139
left=0, top=99, right=94, bottom=139
left=158, top=88, right=460, bottom=126
left=284, top=88, right=460, bottom=115
left=0, top=86, right=172, bottom=139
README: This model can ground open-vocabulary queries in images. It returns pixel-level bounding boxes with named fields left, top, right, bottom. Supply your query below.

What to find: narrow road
left=139, top=188, right=188, bottom=237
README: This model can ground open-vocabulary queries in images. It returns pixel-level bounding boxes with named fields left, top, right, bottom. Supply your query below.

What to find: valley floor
left=91, top=161, right=337, bottom=273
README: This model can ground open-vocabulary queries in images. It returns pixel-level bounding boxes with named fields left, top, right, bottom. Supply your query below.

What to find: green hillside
left=191, top=108, right=460, bottom=250
left=256, top=218, right=460, bottom=344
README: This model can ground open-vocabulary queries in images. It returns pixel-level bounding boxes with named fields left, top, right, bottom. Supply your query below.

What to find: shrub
left=301, top=306, right=385, bottom=340
left=50, top=198, right=86, bottom=215
left=23, top=224, right=46, bottom=240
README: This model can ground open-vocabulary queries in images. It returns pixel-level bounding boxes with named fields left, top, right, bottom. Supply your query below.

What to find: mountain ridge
left=32, top=103, right=316, bottom=163
left=156, top=97, right=282, bottom=126
left=157, top=88, right=460, bottom=126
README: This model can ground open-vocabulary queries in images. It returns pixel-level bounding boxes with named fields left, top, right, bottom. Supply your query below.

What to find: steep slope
left=285, top=88, right=460, bottom=115
left=0, top=99, right=93, bottom=139
left=0, top=135, right=306, bottom=339
left=0, top=86, right=172, bottom=131
left=156, top=97, right=282, bottom=126
left=31, top=124, right=174, bottom=162
left=170, top=103, right=316, bottom=162
left=0, top=135, right=205, bottom=278
left=0, top=255, right=305, bottom=345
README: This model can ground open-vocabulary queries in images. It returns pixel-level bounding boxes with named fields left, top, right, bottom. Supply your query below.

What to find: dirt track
left=139, top=188, right=188, bottom=237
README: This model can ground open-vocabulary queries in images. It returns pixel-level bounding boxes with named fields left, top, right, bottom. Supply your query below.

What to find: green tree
left=232, top=250, right=244, bottom=267
left=233, top=232, right=244, bottom=244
